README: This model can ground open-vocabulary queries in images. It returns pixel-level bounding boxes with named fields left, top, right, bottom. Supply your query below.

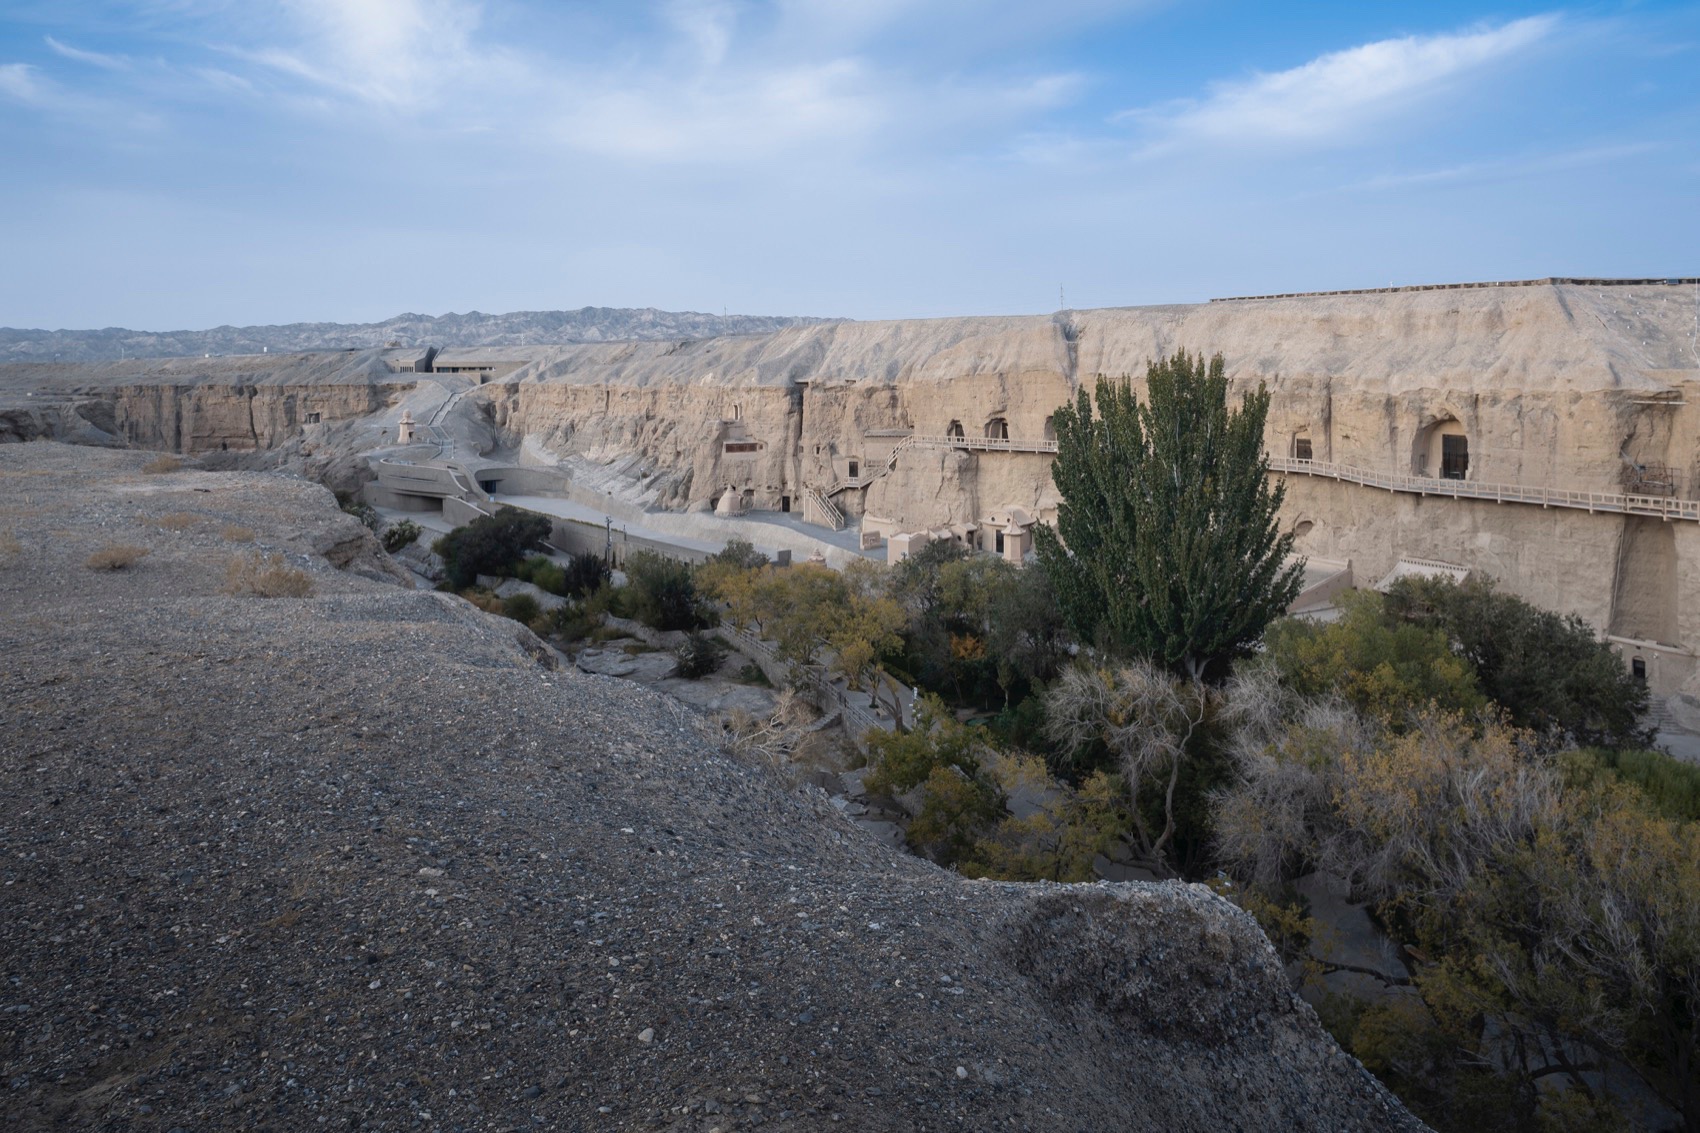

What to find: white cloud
left=665, top=0, right=740, bottom=67
left=1129, top=15, right=1558, bottom=147
left=244, top=0, right=494, bottom=109
left=0, top=59, right=161, bottom=130
left=45, top=36, right=131, bottom=70
left=0, top=63, right=47, bottom=105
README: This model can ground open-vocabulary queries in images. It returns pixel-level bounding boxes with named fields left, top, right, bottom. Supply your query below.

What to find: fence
left=1268, top=457, right=1700, bottom=522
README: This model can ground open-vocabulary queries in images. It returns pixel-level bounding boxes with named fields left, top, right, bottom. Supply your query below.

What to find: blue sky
left=1, top=1, right=1696, bottom=330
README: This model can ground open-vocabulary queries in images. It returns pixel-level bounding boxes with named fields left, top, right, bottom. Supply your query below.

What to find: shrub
left=432, top=508, right=552, bottom=589
left=1263, top=591, right=1485, bottom=728
left=381, top=519, right=422, bottom=553
left=1384, top=575, right=1651, bottom=749
left=674, top=632, right=728, bottom=678
left=153, top=512, right=199, bottom=531
left=0, top=529, right=20, bottom=565
left=625, top=550, right=710, bottom=631
left=141, top=454, right=182, bottom=474
left=561, top=550, right=611, bottom=598
left=546, top=602, right=601, bottom=644
left=516, top=554, right=568, bottom=595
left=501, top=592, right=541, bottom=626
left=1565, top=747, right=1700, bottom=823
left=224, top=552, right=313, bottom=597
left=220, top=525, right=256, bottom=543
left=86, top=544, right=150, bottom=571
left=339, top=497, right=381, bottom=531
left=732, top=661, right=772, bottom=687
left=709, top=538, right=769, bottom=570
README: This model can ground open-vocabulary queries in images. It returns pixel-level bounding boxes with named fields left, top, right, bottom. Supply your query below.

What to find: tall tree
left=1035, top=351, right=1302, bottom=682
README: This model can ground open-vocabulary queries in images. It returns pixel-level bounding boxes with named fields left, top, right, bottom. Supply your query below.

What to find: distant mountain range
left=0, top=307, right=843, bottom=363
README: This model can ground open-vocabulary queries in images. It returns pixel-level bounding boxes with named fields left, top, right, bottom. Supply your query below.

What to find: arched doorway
left=1415, top=418, right=1469, bottom=480
left=946, top=420, right=965, bottom=439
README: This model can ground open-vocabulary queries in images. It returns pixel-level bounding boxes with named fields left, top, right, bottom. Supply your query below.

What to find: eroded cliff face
left=110, top=380, right=403, bottom=453
left=6, top=281, right=1700, bottom=683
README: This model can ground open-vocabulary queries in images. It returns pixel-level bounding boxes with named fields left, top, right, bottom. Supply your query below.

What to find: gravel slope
left=0, top=443, right=1426, bottom=1132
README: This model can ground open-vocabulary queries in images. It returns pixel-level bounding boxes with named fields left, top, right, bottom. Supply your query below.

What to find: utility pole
left=1059, top=285, right=1066, bottom=311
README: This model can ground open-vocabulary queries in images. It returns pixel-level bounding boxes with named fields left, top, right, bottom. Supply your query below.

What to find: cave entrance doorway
left=1415, top=418, right=1470, bottom=479
left=985, top=417, right=1009, bottom=440
left=780, top=495, right=791, bottom=513
left=1441, top=435, right=1469, bottom=480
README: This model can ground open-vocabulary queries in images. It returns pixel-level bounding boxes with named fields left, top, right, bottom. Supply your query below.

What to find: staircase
left=801, top=486, right=845, bottom=531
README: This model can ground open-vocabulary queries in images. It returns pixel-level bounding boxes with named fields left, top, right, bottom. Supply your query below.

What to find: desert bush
left=546, top=602, right=601, bottom=644
left=709, top=538, right=769, bottom=570
left=1565, top=746, right=1700, bottom=823
left=152, top=512, right=199, bottom=531
left=625, top=550, right=711, bottom=631
left=674, top=631, right=728, bottom=679
left=381, top=520, right=422, bottom=553
left=141, top=454, right=182, bottom=474
left=224, top=552, right=313, bottom=597
left=432, top=508, right=552, bottom=589
left=561, top=550, right=611, bottom=598
left=515, top=554, right=568, bottom=595
left=338, top=496, right=381, bottom=531
left=715, top=689, right=823, bottom=778
left=1263, top=591, right=1485, bottom=728
left=963, top=754, right=1129, bottom=883
left=864, top=695, right=1005, bottom=865
left=220, top=525, right=256, bottom=543
left=86, top=543, right=150, bottom=571
left=0, top=529, right=20, bottom=565
left=501, top=592, right=541, bottom=626
left=732, top=661, right=771, bottom=687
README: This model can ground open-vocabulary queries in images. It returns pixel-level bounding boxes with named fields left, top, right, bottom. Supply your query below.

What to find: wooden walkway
left=1267, top=457, right=1700, bottom=522
left=815, top=436, right=1700, bottom=525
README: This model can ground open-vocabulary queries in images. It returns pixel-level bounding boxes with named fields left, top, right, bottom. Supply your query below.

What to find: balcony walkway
left=1267, top=457, right=1700, bottom=522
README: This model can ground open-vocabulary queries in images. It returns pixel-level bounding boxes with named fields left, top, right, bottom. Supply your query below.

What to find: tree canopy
left=433, top=507, right=553, bottom=590
left=1034, top=351, right=1301, bottom=682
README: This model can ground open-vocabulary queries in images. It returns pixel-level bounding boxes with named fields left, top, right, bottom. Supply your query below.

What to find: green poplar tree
left=1035, top=350, right=1302, bottom=682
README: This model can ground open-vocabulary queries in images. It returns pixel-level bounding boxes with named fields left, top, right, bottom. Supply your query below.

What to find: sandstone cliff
left=4, top=279, right=1698, bottom=690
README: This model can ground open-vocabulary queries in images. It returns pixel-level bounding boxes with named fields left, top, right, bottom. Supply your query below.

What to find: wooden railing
left=1268, top=457, right=1700, bottom=522
left=801, top=485, right=845, bottom=530
left=906, top=434, right=1059, bottom=454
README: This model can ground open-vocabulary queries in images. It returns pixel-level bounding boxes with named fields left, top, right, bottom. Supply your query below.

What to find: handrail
left=801, top=485, right=845, bottom=530
left=1268, top=457, right=1700, bottom=522
left=822, top=432, right=1056, bottom=498
left=907, top=434, right=1059, bottom=454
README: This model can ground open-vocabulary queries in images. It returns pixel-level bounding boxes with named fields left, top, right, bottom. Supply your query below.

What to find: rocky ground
left=0, top=442, right=1426, bottom=1132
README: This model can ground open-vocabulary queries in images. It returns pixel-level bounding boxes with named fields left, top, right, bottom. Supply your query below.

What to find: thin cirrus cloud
left=215, top=0, right=1086, bottom=164
left=231, top=0, right=498, bottom=111
left=0, top=61, right=47, bottom=104
left=1125, top=14, right=1559, bottom=150
left=44, top=35, right=129, bottom=70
